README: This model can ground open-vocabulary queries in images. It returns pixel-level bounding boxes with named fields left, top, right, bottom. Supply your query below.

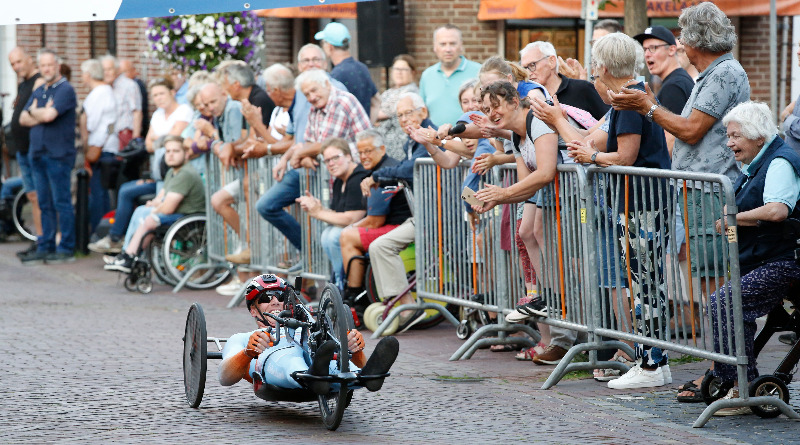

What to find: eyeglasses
left=676, top=47, right=686, bottom=54
left=391, top=66, right=411, bottom=72
left=642, top=43, right=669, bottom=54
left=397, top=107, right=422, bottom=119
left=323, top=153, right=346, bottom=165
left=589, top=75, right=597, bottom=82
left=299, top=57, right=324, bottom=65
left=357, top=148, right=376, bottom=157
left=523, top=56, right=550, bottom=72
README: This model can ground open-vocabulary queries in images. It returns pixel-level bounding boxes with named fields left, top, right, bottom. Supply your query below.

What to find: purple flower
left=189, top=60, right=197, bottom=66
left=201, top=64, right=207, bottom=70
left=234, top=24, right=243, bottom=34
left=161, top=25, right=167, bottom=32
left=242, top=37, right=251, bottom=47
left=220, top=16, right=227, bottom=24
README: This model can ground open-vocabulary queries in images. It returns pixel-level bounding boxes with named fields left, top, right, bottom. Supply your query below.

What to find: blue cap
left=314, top=22, right=351, bottom=47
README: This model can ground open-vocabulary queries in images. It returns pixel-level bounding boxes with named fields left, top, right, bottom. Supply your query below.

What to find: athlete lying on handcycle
left=219, top=274, right=399, bottom=395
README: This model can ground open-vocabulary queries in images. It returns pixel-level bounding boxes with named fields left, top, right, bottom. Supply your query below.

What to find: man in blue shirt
left=316, top=22, right=378, bottom=117
left=419, top=24, right=481, bottom=126
left=19, top=49, right=77, bottom=265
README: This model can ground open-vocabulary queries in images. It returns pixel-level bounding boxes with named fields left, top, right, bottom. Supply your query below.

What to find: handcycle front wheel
left=183, top=303, right=207, bottom=408
left=316, top=284, right=352, bottom=431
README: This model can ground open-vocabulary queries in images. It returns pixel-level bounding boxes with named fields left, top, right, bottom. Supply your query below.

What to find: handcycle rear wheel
left=183, top=303, right=207, bottom=408
left=316, top=284, right=352, bottom=431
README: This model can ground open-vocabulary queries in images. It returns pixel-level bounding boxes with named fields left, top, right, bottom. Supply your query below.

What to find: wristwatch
left=645, top=103, right=659, bottom=122
left=590, top=151, right=599, bottom=164
left=267, top=144, right=273, bottom=156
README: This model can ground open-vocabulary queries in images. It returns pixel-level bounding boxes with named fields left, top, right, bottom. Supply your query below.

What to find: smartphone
left=461, top=186, right=484, bottom=207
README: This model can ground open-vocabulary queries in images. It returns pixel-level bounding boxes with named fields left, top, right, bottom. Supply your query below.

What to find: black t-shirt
left=554, top=74, right=609, bottom=121
left=331, top=163, right=369, bottom=213
left=656, top=67, right=694, bottom=116
left=248, top=85, right=276, bottom=127
left=11, top=72, right=41, bottom=154
left=369, top=155, right=412, bottom=225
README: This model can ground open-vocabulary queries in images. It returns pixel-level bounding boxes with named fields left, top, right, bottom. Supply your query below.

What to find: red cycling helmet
left=244, top=274, right=289, bottom=310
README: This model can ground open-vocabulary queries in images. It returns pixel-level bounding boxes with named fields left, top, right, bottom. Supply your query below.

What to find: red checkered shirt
left=304, top=87, right=371, bottom=150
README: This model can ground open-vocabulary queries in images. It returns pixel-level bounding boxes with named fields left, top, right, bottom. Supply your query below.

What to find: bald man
left=118, top=59, right=149, bottom=137
left=7, top=47, right=44, bottom=254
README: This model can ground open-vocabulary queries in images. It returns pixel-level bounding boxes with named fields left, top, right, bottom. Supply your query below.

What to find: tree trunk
left=624, top=0, right=649, bottom=37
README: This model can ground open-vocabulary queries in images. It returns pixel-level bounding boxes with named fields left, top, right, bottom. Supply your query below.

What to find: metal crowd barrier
left=298, top=164, right=332, bottom=282
left=172, top=153, right=239, bottom=292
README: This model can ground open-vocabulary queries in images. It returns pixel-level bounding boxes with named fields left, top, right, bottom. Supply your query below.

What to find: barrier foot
left=692, top=395, right=800, bottom=428
left=539, top=340, right=635, bottom=390
left=449, top=323, right=541, bottom=361
left=370, top=302, right=460, bottom=339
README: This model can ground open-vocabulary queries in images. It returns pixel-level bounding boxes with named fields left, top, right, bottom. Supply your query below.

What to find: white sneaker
left=607, top=364, right=666, bottom=389
left=216, top=277, right=244, bottom=296
left=713, top=388, right=751, bottom=416
left=88, top=235, right=123, bottom=254
left=662, top=364, right=672, bottom=384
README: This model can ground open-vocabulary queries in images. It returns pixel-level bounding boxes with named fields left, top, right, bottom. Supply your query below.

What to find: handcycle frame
left=182, top=281, right=389, bottom=430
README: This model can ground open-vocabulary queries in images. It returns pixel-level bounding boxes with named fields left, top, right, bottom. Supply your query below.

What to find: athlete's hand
left=244, top=330, right=272, bottom=358
left=347, top=330, right=365, bottom=353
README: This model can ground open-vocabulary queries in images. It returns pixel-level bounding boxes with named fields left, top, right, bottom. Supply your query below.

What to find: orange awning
left=257, top=3, right=357, bottom=19
left=479, top=0, right=800, bottom=20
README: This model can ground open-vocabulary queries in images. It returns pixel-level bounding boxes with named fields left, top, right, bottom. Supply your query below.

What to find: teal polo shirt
left=419, top=56, right=481, bottom=126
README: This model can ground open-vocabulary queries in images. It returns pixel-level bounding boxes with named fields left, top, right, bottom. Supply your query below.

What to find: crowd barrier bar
left=298, top=161, right=332, bottom=282
left=172, top=153, right=238, bottom=293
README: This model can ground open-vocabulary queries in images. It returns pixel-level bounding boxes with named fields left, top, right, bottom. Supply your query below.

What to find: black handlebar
left=261, top=309, right=313, bottom=330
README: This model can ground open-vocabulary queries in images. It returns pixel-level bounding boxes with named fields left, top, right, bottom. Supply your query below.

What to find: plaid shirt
left=304, top=87, right=371, bottom=150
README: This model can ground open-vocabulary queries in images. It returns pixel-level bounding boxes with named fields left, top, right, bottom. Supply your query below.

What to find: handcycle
left=182, top=279, right=391, bottom=430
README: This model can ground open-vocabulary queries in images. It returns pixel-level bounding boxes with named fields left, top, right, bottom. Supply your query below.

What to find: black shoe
left=16, top=243, right=38, bottom=258
left=308, top=341, right=336, bottom=395
left=778, top=332, right=798, bottom=345
left=104, top=253, right=133, bottom=273
left=20, top=250, right=48, bottom=266
left=360, top=336, right=399, bottom=391
left=45, top=252, right=75, bottom=264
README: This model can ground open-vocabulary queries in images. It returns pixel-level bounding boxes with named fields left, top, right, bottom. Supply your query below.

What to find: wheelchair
left=183, top=281, right=390, bottom=430
left=0, top=183, right=37, bottom=242
left=121, top=213, right=231, bottom=294
left=345, top=244, right=450, bottom=335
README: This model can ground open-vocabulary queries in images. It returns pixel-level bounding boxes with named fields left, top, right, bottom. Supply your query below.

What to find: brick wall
left=404, top=0, right=498, bottom=71
left=263, top=18, right=294, bottom=67
left=738, top=15, right=792, bottom=106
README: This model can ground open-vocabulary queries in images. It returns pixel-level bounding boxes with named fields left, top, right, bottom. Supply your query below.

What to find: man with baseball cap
left=633, top=26, right=694, bottom=117
left=315, top=21, right=378, bottom=116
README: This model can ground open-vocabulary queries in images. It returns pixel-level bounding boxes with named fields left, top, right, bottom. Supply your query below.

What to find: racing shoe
left=308, top=341, right=336, bottom=395
left=359, top=336, right=399, bottom=391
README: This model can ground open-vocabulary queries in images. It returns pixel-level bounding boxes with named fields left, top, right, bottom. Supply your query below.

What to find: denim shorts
left=16, top=151, right=36, bottom=193
left=150, top=212, right=184, bottom=226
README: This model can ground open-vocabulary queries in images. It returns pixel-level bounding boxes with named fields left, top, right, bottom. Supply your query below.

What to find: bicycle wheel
left=163, top=215, right=230, bottom=290
left=316, top=284, right=351, bottom=431
left=183, top=303, right=207, bottom=408
left=12, top=188, right=36, bottom=242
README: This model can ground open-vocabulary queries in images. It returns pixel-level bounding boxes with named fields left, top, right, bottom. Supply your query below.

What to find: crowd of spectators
left=3, top=2, right=800, bottom=414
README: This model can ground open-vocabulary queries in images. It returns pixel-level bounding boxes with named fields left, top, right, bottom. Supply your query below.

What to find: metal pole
left=584, top=19, right=593, bottom=74
left=770, top=0, right=778, bottom=124
left=780, top=16, right=789, bottom=120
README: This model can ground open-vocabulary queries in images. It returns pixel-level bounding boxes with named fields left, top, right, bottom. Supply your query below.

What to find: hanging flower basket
left=146, top=11, right=265, bottom=74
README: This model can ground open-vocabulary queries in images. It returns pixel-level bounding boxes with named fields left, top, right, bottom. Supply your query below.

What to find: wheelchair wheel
left=183, top=303, right=207, bottom=408
left=148, top=236, right=176, bottom=286
left=701, top=372, right=733, bottom=405
left=316, top=284, right=351, bottom=431
left=363, top=302, right=384, bottom=332
left=124, top=274, right=137, bottom=292
left=163, top=214, right=230, bottom=290
left=749, top=375, right=790, bottom=418
left=137, top=272, right=153, bottom=294
left=12, top=188, right=37, bottom=242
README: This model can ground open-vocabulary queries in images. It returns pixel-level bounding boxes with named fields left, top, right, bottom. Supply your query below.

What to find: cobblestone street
left=0, top=241, right=798, bottom=444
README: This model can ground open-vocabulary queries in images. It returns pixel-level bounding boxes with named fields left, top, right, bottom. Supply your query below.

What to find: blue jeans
left=256, top=168, right=301, bottom=250
left=31, top=154, right=75, bottom=254
left=89, top=152, right=115, bottom=232
left=111, top=179, right=157, bottom=240
left=16, top=151, right=36, bottom=193
left=321, top=225, right=345, bottom=290
left=0, top=177, right=23, bottom=200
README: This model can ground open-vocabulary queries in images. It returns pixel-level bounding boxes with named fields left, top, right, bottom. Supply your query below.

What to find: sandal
left=677, top=380, right=699, bottom=392
left=490, top=343, right=523, bottom=352
left=676, top=386, right=704, bottom=403
left=515, top=342, right=546, bottom=361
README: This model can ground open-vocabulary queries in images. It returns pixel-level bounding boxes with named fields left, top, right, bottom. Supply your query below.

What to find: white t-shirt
left=149, top=104, right=194, bottom=138
left=84, top=84, right=120, bottom=154
left=112, top=74, right=142, bottom=132
left=511, top=112, right=555, bottom=171
left=269, top=106, right=290, bottom=141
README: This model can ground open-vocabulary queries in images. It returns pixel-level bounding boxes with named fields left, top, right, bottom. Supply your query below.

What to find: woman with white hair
left=567, top=32, right=672, bottom=390
left=686, top=101, right=800, bottom=416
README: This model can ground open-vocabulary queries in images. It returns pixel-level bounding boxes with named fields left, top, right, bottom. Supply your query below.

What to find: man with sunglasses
left=218, top=274, right=399, bottom=395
